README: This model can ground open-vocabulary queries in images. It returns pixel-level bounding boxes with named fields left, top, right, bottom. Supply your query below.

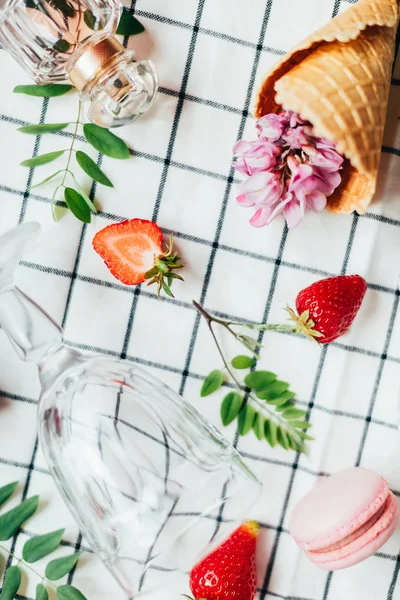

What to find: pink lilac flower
left=232, top=110, right=343, bottom=228
left=237, top=171, right=283, bottom=209
left=282, top=126, right=309, bottom=149
left=233, top=140, right=280, bottom=176
left=256, top=113, right=288, bottom=141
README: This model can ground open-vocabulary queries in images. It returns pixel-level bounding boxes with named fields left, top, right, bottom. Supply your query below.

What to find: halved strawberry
left=93, top=219, right=184, bottom=297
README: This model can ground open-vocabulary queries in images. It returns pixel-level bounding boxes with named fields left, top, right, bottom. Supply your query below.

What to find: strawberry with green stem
left=193, top=274, right=367, bottom=451
left=93, top=219, right=184, bottom=297
left=186, top=521, right=259, bottom=600
left=193, top=300, right=310, bottom=453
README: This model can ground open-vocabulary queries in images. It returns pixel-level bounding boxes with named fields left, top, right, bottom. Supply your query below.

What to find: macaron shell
left=306, top=492, right=399, bottom=571
left=289, top=468, right=389, bottom=551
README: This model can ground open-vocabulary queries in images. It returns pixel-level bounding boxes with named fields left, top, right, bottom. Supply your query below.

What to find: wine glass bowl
left=0, top=223, right=262, bottom=596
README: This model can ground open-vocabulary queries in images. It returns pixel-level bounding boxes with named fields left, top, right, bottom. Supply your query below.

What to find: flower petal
left=306, top=190, right=327, bottom=212
left=284, top=200, right=305, bottom=228
left=236, top=193, right=255, bottom=207
left=233, top=158, right=251, bottom=176
left=250, top=207, right=273, bottom=228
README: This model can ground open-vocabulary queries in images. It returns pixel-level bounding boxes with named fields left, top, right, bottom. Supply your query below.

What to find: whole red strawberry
left=290, top=275, right=367, bottom=344
left=188, top=521, right=259, bottom=600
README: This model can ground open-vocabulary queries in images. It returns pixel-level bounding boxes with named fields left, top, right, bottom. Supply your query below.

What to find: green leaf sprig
left=0, top=481, right=87, bottom=600
left=14, top=10, right=146, bottom=224
left=193, top=301, right=313, bottom=453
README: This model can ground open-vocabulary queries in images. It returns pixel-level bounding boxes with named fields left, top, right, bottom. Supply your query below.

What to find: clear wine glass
left=0, top=222, right=262, bottom=597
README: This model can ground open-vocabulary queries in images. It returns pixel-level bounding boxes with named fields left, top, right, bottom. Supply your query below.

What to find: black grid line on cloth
left=135, top=8, right=286, bottom=56
left=0, top=398, right=399, bottom=496
left=118, top=0, right=206, bottom=381
left=175, top=0, right=281, bottom=552
left=1, top=167, right=103, bottom=599
left=213, top=226, right=290, bottom=551
left=18, top=97, right=49, bottom=224
left=356, top=289, right=400, bottom=468
left=16, top=230, right=400, bottom=299
left=60, top=194, right=97, bottom=331
left=261, top=161, right=358, bottom=600
left=58, top=336, right=400, bottom=430
left=320, top=218, right=360, bottom=600
left=2, top=89, right=53, bottom=593
left=15, top=252, right=400, bottom=315
left=151, top=0, right=206, bottom=225
left=2, top=117, right=400, bottom=199
left=2, top=366, right=398, bottom=436
left=332, top=0, right=341, bottom=17
left=4, top=438, right=39, bottom=578
left=177, top=0, right=275, bottom=399
left=54, top=160, right=103, bottom=578
left=388, top=556, right=400, bottom=600
left=259, top=344, right=329, bottom=600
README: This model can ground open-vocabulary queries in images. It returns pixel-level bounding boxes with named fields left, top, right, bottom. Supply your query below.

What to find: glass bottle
left=0, top=0, right=158, bottom=127
left=0, top=222, right=262, bottom=596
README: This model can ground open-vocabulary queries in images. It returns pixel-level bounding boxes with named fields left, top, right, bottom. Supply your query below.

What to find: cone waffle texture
left=255, top=0, right=399, bottom=215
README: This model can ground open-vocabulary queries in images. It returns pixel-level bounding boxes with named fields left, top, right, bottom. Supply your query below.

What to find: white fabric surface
left=1, top=0, right=400, bottom=598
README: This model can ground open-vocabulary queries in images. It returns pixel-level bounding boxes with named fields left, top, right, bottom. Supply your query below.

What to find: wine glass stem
left=0, top=285, right=62, bottom=364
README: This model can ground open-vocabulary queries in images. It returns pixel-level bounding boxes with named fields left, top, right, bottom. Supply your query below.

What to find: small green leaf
left=282, top=408, right=307, bottom=420
left=291, top=420, right=313, bottom=430
left=236, top=334, right=261, bottom=355
left=276, top=400, right=295, bottom=412
left=310, top=330, right=324, bottom=339
left=263, top=390, right=295, bottom=403
left=299, top=310, right=310, bottom=324
left=116, top=9, right=145, bottom=35
left=0, top=483, right=18, bottom=508
left=244, top=371, right=276, bottom=391
left=287, top=434, right=299, bottom=451
left=231, top=355, right=254, bottom=370
left=200, top=370, right=225, bottom=397
left=237, top=403, right=256, bottom=436
left=252, top=413, right=264, bottom=440
left=75, top=151, right=113, bottom=187
left=256, top=381, right=289, bottom=400
left=0, top=566, right=21, bottom=600
left=297, top=431, right=314, bottom=441
left=277, top=427, right=289, bottom=450
left=0, top=496, right=39, bottom=540
left=220, top=392, right=242, bottom=426
left=161, top=281, right=173, bottom=297
left=49, top=0, right=74, bottom=17
left=21, top=151, right=65, bottom=168
left=23, top=528, right=65, bottom=563
left=264, top=420, right=277, bottom=447
left=70, top=177, right=97, bottom=213
left=31, top=170, right=63, bottom=188
left=83, top=123, right=130, bottom=159
left=46, top=553, right=82, bottom=581
left=56, top=585, right=87, bottom=600
left=36, top=584, right=49, bottom=600
left=53, top=39, right=70, bottom=53
left=83, top=9, right=97, bottom=29
left=64, top=188, right=91, bottom=223
left=18, top=123, right=69, bottom=135
left=14, top=84, right=73, bottom=97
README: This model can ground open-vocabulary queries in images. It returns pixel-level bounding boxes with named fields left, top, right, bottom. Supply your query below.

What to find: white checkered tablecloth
left=1, top=0, right=400, bottom=598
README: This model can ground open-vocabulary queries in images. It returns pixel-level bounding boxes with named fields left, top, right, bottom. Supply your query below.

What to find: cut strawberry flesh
left=93, top=219, right=163, bottom=285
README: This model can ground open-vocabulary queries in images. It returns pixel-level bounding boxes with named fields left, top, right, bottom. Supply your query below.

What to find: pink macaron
left=289, top=467, right=399, bottom=571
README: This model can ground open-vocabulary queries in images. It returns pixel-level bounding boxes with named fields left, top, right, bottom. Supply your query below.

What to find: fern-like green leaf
left=237, top=403, right=256, bottom=435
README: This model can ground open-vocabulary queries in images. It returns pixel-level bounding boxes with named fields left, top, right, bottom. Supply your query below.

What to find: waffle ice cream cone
left=255, top=0, right=399, bottom=215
